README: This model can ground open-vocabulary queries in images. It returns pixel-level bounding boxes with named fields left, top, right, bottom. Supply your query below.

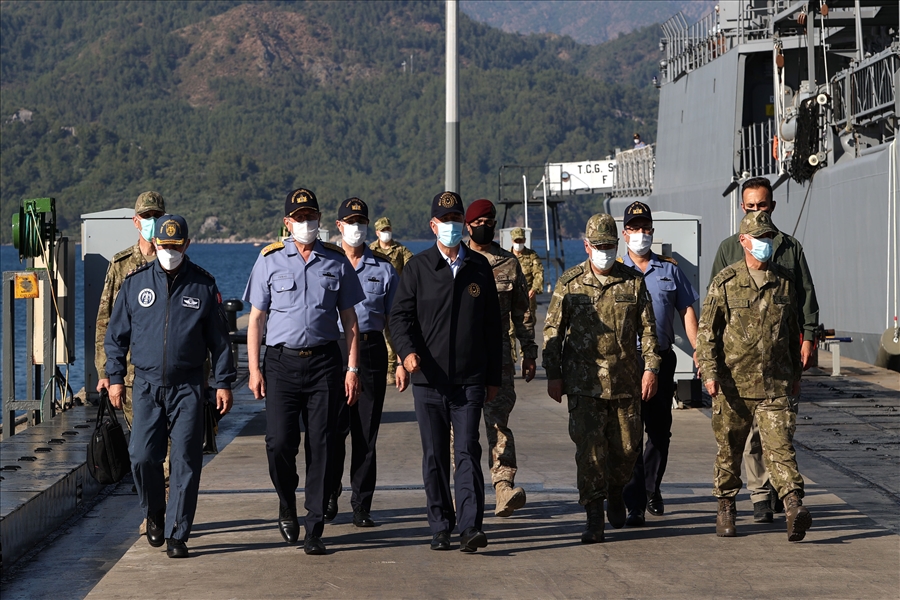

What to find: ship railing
left=613, top=144, right=655, bottom=197
left=831, top=45, right=899, bottom=130
left=738, top=118, right=778, bottom=177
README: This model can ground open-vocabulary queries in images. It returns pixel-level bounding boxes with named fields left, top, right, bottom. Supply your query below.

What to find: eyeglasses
left=624, top=225, right=653, bottom=234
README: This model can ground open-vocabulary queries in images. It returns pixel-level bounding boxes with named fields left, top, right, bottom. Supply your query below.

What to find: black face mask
left=469, top=224, right=495, bottom=245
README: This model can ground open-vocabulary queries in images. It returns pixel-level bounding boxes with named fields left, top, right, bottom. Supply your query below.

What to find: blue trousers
left=130, top=375, right=205, bottom=542
left=413, top=384, right=485, bottom=535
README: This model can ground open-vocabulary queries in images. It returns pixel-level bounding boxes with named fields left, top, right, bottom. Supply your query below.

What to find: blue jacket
left=105, top=257, right=236, bottom=389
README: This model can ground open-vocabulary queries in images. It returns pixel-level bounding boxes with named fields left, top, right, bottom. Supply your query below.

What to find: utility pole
left=445, top=0, right=459, bottom=193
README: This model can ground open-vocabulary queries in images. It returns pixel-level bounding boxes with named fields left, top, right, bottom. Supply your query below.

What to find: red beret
left=465, top=199, right=496, bottom=223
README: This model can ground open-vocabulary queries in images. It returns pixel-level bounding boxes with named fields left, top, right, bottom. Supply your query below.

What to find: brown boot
left=716, top=498, right=737, bottom=537
left=581, top=500, right=605, bottom=543
left=494, top=481, right=526, bottom=517
left=606, top=487, right=626, bottom=529
left=784, top=491, right=812, bottom=542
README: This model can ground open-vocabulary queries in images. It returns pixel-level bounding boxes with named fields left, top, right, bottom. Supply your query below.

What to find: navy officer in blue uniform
left=243, top=188, right=365, bottom=555
left=326, top=197, right=405, bottom=528
left=106, top=214, right=235, bottom=559
left=619, top=201, right=700, bottom=526
left=390, top=191, right=503, bottom=553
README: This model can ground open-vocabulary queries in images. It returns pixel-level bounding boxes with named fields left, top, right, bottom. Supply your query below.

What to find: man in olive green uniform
left=698, top=210, right=811, bottom=542
left=370, top=217, right=416, bottom=384
left=708, top=177, right=818, bottom=523
left=465, top=200, right=538, bottom=517
left=509, top=227, right=543, bottom=361
left=543, top=213, right=660, bottom=543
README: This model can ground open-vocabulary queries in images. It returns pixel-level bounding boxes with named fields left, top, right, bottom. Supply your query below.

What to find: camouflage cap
left=585, top=213, right=618, bottom=244
left=374, top=217, right=391, bottom=231
left=135, top=191, right=165, bottom=215
left=510, top=227, right=526, bottom=241
left=739, top=210, right=777, bottom=237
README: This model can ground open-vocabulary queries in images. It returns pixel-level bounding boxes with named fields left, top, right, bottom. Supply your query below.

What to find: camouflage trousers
left=483, top=366, right=518, bottom=486
left=711, top=394, right=804, bottom=499
left=567, top=395, right=641, bottom=506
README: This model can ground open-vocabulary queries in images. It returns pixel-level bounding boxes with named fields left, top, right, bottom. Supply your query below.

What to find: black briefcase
left=86, top=389, right=131, bottom=485
left=203, top=389, right=223, bottom=455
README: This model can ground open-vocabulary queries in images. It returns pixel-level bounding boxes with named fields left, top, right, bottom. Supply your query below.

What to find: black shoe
left=430, top=530, right=451, bottom=551
left=459, top=527, right=488, bottom=553
left=166, top=538, right=189, bottom=558
left=324, top=492, right=339, bottom=522
left=626, top=508, right=646, bottom=527
left=278, top=506, right=300, bottom=544
left=606, top=489, right=626, bottom=529
left=352, top=508, right=375, bottom=528
left=753, top=500, right=774, bottom=523
left=647, top=492, right=665, bottom=516
left=146, top=509, right=165, bottom=548
left=303, top=533, right=326, bottom=555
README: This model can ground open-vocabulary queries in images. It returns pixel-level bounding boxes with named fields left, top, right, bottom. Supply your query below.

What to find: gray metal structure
left=445, top=0, right=460, bottom=193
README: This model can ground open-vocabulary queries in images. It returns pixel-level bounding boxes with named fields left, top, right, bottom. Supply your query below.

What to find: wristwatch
left=346, top=366, right=359, bottom=374
left=644, top=367, right=660, bottom=375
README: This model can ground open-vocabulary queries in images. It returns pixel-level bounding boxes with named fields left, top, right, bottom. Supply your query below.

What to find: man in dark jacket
left=389, top=191, right=502, bottom=553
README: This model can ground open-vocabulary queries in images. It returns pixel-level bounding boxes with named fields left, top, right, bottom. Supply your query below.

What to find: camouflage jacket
left=95, top=243, right=152, bottom=383
left=542, top=259, right=660, bottom=399
left=369, top=240, right=415, bottom=276
left=472, top=242, right=537, bottom=364
left=514, top=247, right=544, bottom=294
left=697, top=259, right=801, bottom=399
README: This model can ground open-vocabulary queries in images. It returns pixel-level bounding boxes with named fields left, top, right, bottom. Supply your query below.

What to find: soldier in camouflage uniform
left=542, top=213, right=660, bottom=543
left=370, top=216, right=416, bottom=384
left=509, top=227, right=543, bottom=361
left=697, top=211, right=811, bottom=542
left=465, top=200, right=538, bottom=517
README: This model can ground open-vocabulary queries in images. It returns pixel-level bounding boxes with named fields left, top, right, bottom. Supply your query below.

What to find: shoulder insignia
left=191, top=263, right=216, bottom=282
left=113, top=246, right=136, bottom=262
left=124, top=262, right=153, bottom=279
left=559, top=264, right=584, bottom=286
left=321, top=241, right=346, bottom=256
left=261, top=241, right=284, bottom=256
left=659, top=255, right=678, bottom=265
left=711, top=266, right=737, bottom=287
left=616, top=256, right=624, bottom=263
left=372, top=250, right=391, bottom=262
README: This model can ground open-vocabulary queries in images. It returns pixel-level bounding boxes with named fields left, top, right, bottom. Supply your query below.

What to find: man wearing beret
left=390, top=191, right=503, bottom=552
left=542, top=213, right=660, bottom=543
left=106, top=215, right=235, bottom=558
left=370, top=216, right=415, bottom=384
left=464, top=199, right=537, bottom=517
left=698, top=210, right=811, bottom=542
left=243, top=188, right=365, bottom=555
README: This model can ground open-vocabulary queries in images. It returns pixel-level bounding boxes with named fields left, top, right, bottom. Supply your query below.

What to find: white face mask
left=378, top=230, right=392, bottom=243
left=627, top=232, right=652, bottom=255
left=156, top=248, right=184, bottom=271
left=341, top=223, right=366, bottom=247
left=512, top=242, right=524, bottom=252
left=291, top=220, right=319, bottom=244
left=590, top=247, right=617, bottom=271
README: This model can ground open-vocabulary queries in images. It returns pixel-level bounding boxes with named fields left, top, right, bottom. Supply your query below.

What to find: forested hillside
left=1, top=1, right=665, bottom=239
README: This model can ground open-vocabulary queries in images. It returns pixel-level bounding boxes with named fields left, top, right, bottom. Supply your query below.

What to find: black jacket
left=390, top=243, right=502, bottom=387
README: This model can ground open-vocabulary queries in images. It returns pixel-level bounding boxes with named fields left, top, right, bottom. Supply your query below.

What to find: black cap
left=154, top=214, right=189, bottom=245
left=431, top=191, right=464, bottom=219
left=284, top=188, right=319, bottom=217
left=623, top=201, right=652, bottom=226
left=338, top=197, right=369, bottom=221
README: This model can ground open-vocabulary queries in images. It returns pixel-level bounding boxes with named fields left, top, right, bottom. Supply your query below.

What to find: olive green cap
left=510, top=227, right=526, bottom=241
left=739, top=211, right=777, bottom=237
left=134, top=191, right=165, bottom=215
left=585, top=213, right=618, bottom=244
left=374, top=217, right=391, bottom=231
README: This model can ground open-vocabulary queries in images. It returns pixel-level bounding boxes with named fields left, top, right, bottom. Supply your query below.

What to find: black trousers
left=330, top=332, right=388, bottom=513
left=263, top=342, right=342, bottom=537
left=623, top=348, right=678, bottom=511
left=413, top=383, right=485, bottom=535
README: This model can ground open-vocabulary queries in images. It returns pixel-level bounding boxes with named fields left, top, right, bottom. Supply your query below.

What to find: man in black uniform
left=390, top=191, right=503, bottom=553
left=106, top=214, right=235, bottom=559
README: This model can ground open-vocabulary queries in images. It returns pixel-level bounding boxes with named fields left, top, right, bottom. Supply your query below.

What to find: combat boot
left=581, top=500, right=605, bottom=543
left=716, top=498, right=737, bottom=537
left=494, top=481, right=526, bottom=517
left=784, top=491, right=812, bottom=542
left=606, top=487, right=626, bottom=529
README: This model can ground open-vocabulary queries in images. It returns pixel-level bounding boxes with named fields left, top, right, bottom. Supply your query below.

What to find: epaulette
left=616, top=256, right=624, bottom=263
left=261, top=241, right=284, bottom=256
left=191, top=263, right=216, bottom=282
left=113, top=246, right=135, bottom=262
left=371, top=249, right=391, bottom=262
left=711, top=266, right=737, bottom=287
left=559, top=264, right=584, bottom=286
left=659, top=255, right=678, bottom=265
left=124, top=262, right=153, bottom=279
left=321, top=241, right=346, bottom=256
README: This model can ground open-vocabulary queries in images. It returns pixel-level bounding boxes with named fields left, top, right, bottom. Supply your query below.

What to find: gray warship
left=609, top=0, right=899, bottom=367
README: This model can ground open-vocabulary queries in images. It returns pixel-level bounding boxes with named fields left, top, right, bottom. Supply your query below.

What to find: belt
left=359, top=331, right=384, bottom=342
left=268, top=343, right=333, bottom=358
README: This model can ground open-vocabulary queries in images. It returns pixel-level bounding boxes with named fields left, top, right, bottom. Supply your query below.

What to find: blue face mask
left=435, top=220, right=463, bottom=247
left=748, top=236, right=773, bottom=262
left=139, top=217, right=157, bottom=242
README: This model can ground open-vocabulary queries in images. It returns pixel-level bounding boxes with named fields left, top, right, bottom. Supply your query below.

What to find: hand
left=216, top=388, right=234, bottom=415
left=395, top=365, right=410, bottom=393
left=528, top=289, right=537, bottom=299
left=547, top=379, right=563, bottom=403
left=800, top=340, right=814, bottom=371
left=792, top=379, right=801, bottom=396
left=96, top=378, right=110, bottom=393
left=486, top=385, right=499, bottom=403
left=522, top=358, right=536, bottom=382
left=403, top=353, right=421, bottom=373
left=108, top=384, right=125, bottom=410
left=692, top=350, right=699, bottom=369
left=345, top=371, right=360, bottom=406
left=248, top=368, right=266, bottom=400
left=641, top=371, right=658, bottom=402
left=705, top=379, right=720, bottom=398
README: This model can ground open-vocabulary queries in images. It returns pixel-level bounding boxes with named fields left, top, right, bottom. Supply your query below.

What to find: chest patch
left=614, top=294, right=636, bottom=303
left=138, top=288, right=155, bottom=307
left=182, top=296, right=201, bottom=310
left=468, top=283, right=481, bottom=297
